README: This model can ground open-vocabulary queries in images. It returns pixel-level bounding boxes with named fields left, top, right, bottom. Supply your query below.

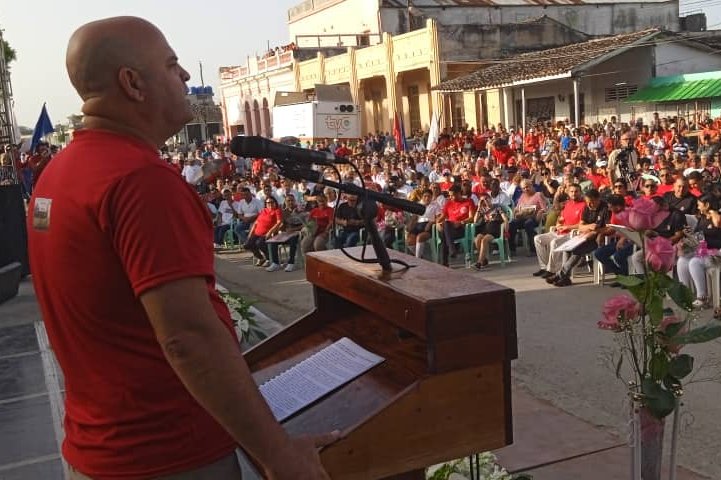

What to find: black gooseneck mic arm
left=276, top=162, right=424, bottom=272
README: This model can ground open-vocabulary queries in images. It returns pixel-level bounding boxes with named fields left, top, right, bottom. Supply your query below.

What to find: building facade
left=219, top=0, right=690, bottom=138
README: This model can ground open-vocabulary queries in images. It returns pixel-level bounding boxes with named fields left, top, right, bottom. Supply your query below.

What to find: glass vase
left=639, top=405, right=665, bottom=480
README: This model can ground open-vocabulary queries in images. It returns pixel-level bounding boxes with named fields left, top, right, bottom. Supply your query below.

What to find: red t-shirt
left=254, top=207, right=282, bottom=235
left=657, top=183, right=674, bottom=196
left=309, top=205, right=334, bottom=233
left=27, top=130, right=236, bottom=479
left=443, top=198, right=475, bottom=222
left=557, top=199, right=586, bottom=234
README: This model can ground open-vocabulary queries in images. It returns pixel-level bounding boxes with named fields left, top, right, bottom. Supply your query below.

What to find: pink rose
left=616, top=197, right=659, bottom=230
left=645, top=236, right=676, bottom=273
left=599, top=294, right=641, bottom=331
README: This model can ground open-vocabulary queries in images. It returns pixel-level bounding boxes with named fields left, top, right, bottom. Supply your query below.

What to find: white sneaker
left=284, top=263, right=296, bottom=272
left=213, top=243, right=221, bottom=249
left=261, top=260, right=270, bottom=267
left=266, top=263, right=281, bottom=272
left=254, top=258, right=265, bottom=267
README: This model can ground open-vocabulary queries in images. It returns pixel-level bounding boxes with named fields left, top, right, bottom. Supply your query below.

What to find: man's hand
left=266, top=432, right=340, bottom=480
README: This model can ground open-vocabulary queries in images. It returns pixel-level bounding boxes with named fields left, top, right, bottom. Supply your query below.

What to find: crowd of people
left=170, top=114, right=720, bottom=309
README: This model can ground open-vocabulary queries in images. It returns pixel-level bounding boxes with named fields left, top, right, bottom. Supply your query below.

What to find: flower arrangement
left=426, top=453, right=531, bottom=480
left=217, top=290, right=267, bottom=344
left=601, top=197, right=721, bottom=419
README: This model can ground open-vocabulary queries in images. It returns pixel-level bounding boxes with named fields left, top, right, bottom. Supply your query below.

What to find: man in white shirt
left=181, top=159, right=203, bottom=187
left=213, top=189, right=240, bottom=247
left=234, top=187, right=263, bottom=244
left=489, top=178, right=512, bottom=209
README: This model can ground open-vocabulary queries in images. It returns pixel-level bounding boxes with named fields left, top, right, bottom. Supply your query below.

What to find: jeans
left=233, top=221, right=253, bottom=244
left=244, top=234, right=267, bottom=260
left=508, top=217, right=538, bottom=251
left=214, top=224, right=234, bottom=245
left=269, top=235, right=299, bottom=265
left=441, top=222, right=466, bottom=266
left=594, top=241, right=634, bottom=276
left=334, top=229, right=360, bottom=248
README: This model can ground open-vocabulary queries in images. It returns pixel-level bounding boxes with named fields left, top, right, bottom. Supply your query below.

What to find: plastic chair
left=490, top=205, right=513, bottom=266
left=431, top=222, right=475, bottom=267
left=222, top=220, right=241, bottom=250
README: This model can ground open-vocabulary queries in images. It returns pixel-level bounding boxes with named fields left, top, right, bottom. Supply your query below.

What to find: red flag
left=393, top=112, right=403, bottom=153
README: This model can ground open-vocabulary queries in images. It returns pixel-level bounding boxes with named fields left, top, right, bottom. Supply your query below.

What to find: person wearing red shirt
left=532, top=184, right=586, bottom=277
left=523, top=130, right=539, bottom=154
left=301, top=192, right=334, bottom=254
left=27, top=143, right=53, bottom=186
left=244, top=196, right=283, bottom=266
left=656, top=168, right=676, bottom=196
left=439, top=184, right=475, bottom=266
left=28, top=17, right=333, bottom=480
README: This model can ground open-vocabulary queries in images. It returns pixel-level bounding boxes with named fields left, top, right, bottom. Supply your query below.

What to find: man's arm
left=140, top=277, right=336, bottom=480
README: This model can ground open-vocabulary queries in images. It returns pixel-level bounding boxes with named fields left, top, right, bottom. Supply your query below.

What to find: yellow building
left=219, top=19, right=443, bottom=139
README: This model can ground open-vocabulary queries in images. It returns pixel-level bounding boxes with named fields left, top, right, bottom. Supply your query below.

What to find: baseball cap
left=596, top=160, right=608, bottom=167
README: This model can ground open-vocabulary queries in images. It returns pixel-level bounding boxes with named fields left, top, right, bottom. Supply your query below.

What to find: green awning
left=626, top=78, right=721, bottom=103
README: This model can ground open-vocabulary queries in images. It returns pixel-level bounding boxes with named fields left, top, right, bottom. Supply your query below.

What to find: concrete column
left=384, top=32, right=399, bottom=130
left=573, top=78, right=580, bottom=127
left=427, top=18, right=444, bottom=129
left=347, top=47, right=360, bottom=105
left=463, top=91, right=478, bottom=130
left=502, top=88, right=511, bottom=129
left=521, top=87, right=526, bottom=134
left=317, top=51, right=326, bottom=85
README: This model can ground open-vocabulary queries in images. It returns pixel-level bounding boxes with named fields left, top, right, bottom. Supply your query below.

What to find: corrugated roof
left=433, top=28, right=660, bottom=92
left=626, top=77, right=721, bottom=103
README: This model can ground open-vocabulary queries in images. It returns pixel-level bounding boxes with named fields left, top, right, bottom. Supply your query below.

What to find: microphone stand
left=275, top=162, right=424, bottom=272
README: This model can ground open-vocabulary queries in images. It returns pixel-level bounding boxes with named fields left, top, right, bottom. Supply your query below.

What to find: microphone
left=229, top=136, right=350, bottom=165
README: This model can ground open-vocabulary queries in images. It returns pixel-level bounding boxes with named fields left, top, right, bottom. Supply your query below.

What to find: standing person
left=28, top=16, right=335, bottom=480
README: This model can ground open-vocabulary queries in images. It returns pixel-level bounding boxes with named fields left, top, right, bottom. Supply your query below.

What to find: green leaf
left=641, top=378, right=676, bottom=419
left=647, top=294, right=664, bottom=326
left=627, top=283, right=648, bottom=304
left=667, top=281, right=694, bottom=311
left=655, top=273, right=674, bottom=290
left=663, top=374, right=682, bottom=391
left=673, top=322, right=721, bottom=345
left=668, top=354, right=694, bottom=379
left=649, top=352, right=669, bottom=382
left=663, top=321, right=685, bottom=338
left=616, top=275, right=644, bottom=287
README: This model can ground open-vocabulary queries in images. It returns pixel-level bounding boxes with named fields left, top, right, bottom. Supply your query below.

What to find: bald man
left=28, top=17, right=334, bottom=480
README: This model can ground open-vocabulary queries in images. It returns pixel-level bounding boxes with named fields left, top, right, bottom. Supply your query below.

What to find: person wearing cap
left=587, top=161, right=611, bottom=191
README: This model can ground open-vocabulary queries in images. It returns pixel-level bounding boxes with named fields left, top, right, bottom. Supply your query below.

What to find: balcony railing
left=295, top=33, right=382, bottom=49
left=219, top=50, right=294, bottom=83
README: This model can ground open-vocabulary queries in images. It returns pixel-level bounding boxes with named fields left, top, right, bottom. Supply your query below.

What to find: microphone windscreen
left=229, top=136, right=266, bottom=158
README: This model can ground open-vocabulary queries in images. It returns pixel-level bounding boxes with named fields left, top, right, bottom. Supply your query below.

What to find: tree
left=18, top=126, right=33, bottom=135
left=1, top=38, right=16, bottom=66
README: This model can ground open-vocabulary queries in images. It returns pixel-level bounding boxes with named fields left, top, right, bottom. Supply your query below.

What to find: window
left=450, top=93, right=465, bottom=130
left=408, top=86, right=421, bottom=133
left=605, top=84, right=638, bottom=102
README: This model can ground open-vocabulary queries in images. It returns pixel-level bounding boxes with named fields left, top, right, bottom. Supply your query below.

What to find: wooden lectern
left=244, top=247, right=518, bottom=479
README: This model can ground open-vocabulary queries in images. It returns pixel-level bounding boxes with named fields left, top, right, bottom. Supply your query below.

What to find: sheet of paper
left=259, top=337, right=385, bottom=421
left=553, top=234, right=591, bottom=252
left=608, top=224, right=644, bottom=247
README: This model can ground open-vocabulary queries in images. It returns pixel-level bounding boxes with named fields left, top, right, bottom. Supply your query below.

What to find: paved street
left=216, top=248, right=721, bottom=479
left=0, top=249, right=718, bottom=478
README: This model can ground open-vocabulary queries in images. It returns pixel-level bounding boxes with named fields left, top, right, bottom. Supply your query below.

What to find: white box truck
left=272, top=84, right=360, bottom=142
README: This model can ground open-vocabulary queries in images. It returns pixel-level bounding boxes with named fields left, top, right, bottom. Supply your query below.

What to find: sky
left=1, top=0, right=298, bottom=127
left=1, top=0, right=719, bottom=128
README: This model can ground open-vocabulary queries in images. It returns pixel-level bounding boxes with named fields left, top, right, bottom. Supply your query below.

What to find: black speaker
left=0, top=184, right=29, bottom=276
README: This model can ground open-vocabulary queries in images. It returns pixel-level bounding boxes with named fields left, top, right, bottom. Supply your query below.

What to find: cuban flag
left=30, top=104, right=54, bottom=153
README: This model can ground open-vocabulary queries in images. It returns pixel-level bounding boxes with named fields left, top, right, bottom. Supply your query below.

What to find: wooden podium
left=244, top=247, right=518, bottom=479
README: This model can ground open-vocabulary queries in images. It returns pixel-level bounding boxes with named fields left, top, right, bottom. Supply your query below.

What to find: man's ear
left=118, top=67, right=145, bottom=102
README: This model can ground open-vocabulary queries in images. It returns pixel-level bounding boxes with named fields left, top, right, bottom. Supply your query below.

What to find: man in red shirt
left=439, top=184, right=475, bottom=266
left=532, top=184, right=586, bottom=277
left=28, top=16, right=333, bottom=480
left=27, top=142, right=52, bottom=186
left=656, top=168, right=676, bottom=195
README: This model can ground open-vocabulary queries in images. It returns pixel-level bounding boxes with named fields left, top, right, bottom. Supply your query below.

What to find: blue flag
left=30, top=103, right=54, bottom=153
left=399, top=115, right=408, bottom=152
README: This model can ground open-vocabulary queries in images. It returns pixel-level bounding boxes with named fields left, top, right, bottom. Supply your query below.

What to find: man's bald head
left=66, top=17, right=163, bottom=100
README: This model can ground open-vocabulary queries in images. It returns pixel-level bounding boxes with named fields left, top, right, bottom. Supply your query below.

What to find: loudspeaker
left=0, top=184, right=29, bottom=276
